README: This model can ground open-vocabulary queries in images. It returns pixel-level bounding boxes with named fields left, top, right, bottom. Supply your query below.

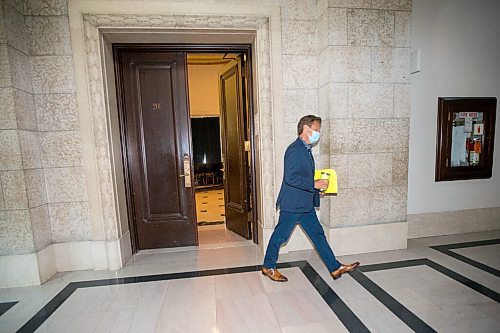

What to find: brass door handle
left=182, top=154, right=191, bottom=188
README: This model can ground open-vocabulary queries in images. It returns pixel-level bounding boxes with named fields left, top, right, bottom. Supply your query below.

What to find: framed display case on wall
left=435, top=97, right=497, bottom=181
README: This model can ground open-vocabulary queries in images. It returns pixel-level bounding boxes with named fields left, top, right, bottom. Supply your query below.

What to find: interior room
left=187, top=53, right=249, bottom=246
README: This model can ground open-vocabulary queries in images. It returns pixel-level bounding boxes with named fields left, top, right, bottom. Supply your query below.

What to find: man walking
left=262, top=115, right=359, bottom=282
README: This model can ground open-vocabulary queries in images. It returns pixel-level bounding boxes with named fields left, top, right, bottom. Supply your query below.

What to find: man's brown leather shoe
left=261, top=267, right=288, bottom=282
left=331, top=262, right=360, bottom=280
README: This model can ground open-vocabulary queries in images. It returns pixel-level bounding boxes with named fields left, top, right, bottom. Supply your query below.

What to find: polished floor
left=198, top=226, right=249, bottom=247
left=0, top=231, right=499, bottom=332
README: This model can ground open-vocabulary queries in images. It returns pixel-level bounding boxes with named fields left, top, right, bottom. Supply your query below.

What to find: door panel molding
left=116, top=49, right=197, bottom=250
left=219, top=57, right=251, bottom=238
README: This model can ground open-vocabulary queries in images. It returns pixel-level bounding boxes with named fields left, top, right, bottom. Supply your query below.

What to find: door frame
left=113, top=44, right=259, bottom=253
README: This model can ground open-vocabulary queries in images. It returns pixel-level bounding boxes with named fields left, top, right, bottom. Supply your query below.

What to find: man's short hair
left=297, top=115, right=322, bottom=135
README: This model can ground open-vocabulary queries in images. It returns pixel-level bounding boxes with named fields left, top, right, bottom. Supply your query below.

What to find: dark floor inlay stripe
left=299, top=263, right=370, bottom=332
left=17, top=261, right=365, bottom=333
left=354, top=256, right=500, bottom=333
left=0, top=301, right=18, bottom=317
left=425, top=259, right=500, bottom=302
left=351, top=269, right=437, bottom=333
left=430, top=239, right=500, bottom=277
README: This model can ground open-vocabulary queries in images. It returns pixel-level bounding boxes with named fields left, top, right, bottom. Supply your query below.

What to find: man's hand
left=314, top=179, right=328, bottom=190
left=319, top=192, right=326, bottom=198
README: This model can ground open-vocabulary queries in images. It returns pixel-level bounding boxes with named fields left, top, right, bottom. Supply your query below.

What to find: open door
left=117, top=49, right=197, bottom=250
left=219, top=56, right=251, bottom=239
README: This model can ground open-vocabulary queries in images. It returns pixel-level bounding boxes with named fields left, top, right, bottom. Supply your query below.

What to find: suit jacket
left=276, top=137, right=320, bottom=213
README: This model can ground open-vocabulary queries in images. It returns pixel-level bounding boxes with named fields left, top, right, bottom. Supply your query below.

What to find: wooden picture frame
left=435, top=97, right=497, bottom=182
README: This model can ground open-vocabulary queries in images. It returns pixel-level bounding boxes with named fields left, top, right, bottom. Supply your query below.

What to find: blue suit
left=264, top=137, right=340, bottom=272
left=276, top=138, right=320, bottom=213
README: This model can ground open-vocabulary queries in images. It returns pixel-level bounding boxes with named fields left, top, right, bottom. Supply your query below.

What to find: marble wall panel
left=326, top=0, right=371, bottom=8
left=14, top=88, right=36, bottom=130
left=394, top=83, right=410, bottom=118
left=282, top=55, right=318, bottom=89
left=372, top=47, right=410, bottom=83
left=395, top=11, right=411, bottom=48
left=348, top=83, right=393, bottom=118
left=282, top=0, right=317, bottom=20
left=35, top=93, right=79, bottom=131
left=40, top=131, right=83, bottom=167
left=318, top=48, right=329, bottom=86
left=0, top=170, right=28, bottom=209
left=330, top=119, right=353, bottom=154
left=18, top=130, right=43, bottom=169
left=348, top=153, right=392, bottom=188
left=24, top=168, right=47, bottom=208
left=371, top=185, right=407, bottom=223
left=348, top=154, right=372, bottom=188
left=283, top=89, right=318, bottom=124
left=0, top=5, right=6, bottom=44
left=49, top=202, right=91, bottom=243
left=0, top=87, right=16, bottom=129
left=0, top=179, right=4, bottom=210
left=392, top=150, right=408, bottom=186
left=5, top=0, right=24, bottom=14
left=24, top=0, right=68, bottom=15
left=44, top=167, right=87, bottom=203
left=0, top=129, right=22, bottom=170
left=0, top=209, right=34, bottom=255
left=281, top=19, right=316, bottom=55
left=7, top=46, right=32, bottom=92
left=351, top=118, right=409, bottom=152
left=0, top=44, right=11, bottom=87
left=2, top=2, right=29, bottom=54
left=347, top=9, right=394, bottom=47
left=30, top=204, right=51, bottom=251
left=25, top=16, right=72, bottom=55
left=318, top=118, right=330, bottom=152
left=372, top=153, right=393, bottom=186
left=329, top=154, right=349, bottom=188
left=31, top=56, right=75, bottom=93
left=318, top=8, right=347, bottom=49
left=372, top=0, right=412, bottom=11
left=325, top=46, right=371, bottom=83
left=329, top=187, right=371, bottom=227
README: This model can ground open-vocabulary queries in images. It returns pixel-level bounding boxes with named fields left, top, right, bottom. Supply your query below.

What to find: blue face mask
left=307, top=129, right=321, bottom=145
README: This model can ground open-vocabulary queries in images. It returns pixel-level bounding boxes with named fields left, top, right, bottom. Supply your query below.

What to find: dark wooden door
left=219, top=59, right=251, bottom=239
left=118, top=50, right=197, bottom=250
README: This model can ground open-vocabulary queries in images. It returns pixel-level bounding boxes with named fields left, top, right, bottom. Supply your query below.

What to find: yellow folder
left=314, top=169, right=338, bottom=195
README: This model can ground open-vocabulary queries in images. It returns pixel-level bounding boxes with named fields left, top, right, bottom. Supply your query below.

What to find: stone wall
left=0, top=0, right=412, bottom=286
left=24, top=0, right=91, bottom=246
left=0, top=0, right=90, bottom=287
left=317, top=0, right=411, bottom=235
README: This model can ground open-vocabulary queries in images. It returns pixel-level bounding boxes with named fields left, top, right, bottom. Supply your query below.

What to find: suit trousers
left=263, top=210, right=341, bottom=273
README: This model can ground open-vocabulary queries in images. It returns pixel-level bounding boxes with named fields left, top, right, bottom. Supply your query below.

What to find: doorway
left=114, top=45, right=257, bottom=252
left=187, top=53, right=253, bottom=246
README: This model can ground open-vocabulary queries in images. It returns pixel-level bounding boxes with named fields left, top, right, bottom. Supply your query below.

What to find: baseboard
left=329, top=222, right=408, bottom=256
left=54, top=232, right=133, bottom=272
left=37, top=245, right=57, bottom=283
left=261, top=219, right=407, bottom=257
left=0, top=232, right=136, bottom=287
left=0, top=253, right=41, bottom=288
left=408, top=207, right=500, bottom=239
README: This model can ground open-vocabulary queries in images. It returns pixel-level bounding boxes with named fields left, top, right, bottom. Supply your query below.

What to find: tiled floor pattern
left=0, top=231, right=499, bottom=332
left=195, top=189, right=225, bottom=224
